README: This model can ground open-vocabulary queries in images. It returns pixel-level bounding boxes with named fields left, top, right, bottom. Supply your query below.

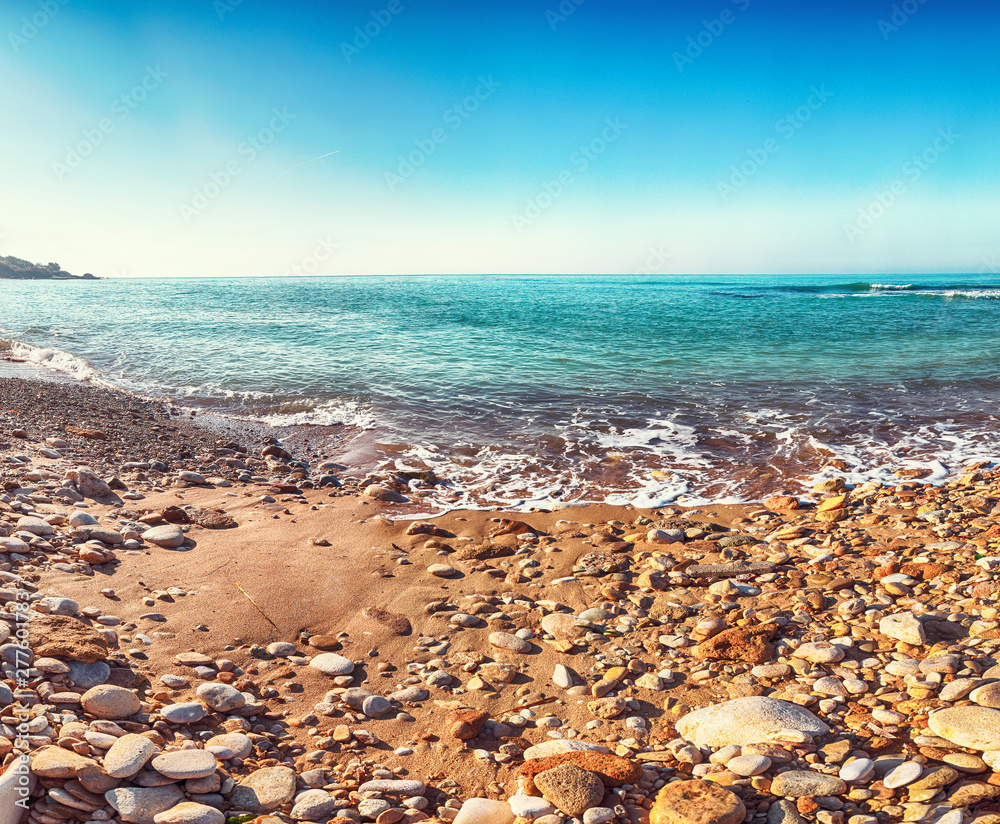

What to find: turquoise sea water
left=2, top=274, right=999, bottom=509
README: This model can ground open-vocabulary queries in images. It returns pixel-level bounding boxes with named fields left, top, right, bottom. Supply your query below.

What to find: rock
left=290, top=789, right=337, bottom=821
left=583, top=808, right=615, bottom=824
left=188, top=509, right=237, bottom=530
left=510, top=796, right=556, bottom=819
left=676, top=697, right=830, bottom=748
left=17, top=516, right=53, bottom=535
left=692, top=625, right=776, bottom=665
left=29, top=613, right=109, bottom=662
left=81, top=685, right=141, bottom=719
left=452, top=798, right=515, bottom=824
left=541, top=613, right=587, bottom=640
left=879, top=612, right=926, bottom=646
left=362, top=695, right=391, bottom=717
left=765, top=800, right=805, bottom=824
left=406, top=521, right=455, bottom=538
left=104, top=734, right=155, bottom=778
left=534, top=764, right=605, bottom=817
left=153, top=802, right=224, bottom=824
left=228, top=766, right=297, bottom=813
left=769, top=771, right=847, bottom=798
left=0, top=756, right=35, bottom=824
left=427, top=564, right=457, bottom=577
left=388, top=686, right=429, bottom=703
left=588, top=697, right=627, bottom=719
left=726, top=754, right=771, bottom=776
left=448, top=708, right=489, bottom=740
left=523, top=740, right=611, bottom=760
left=929, top=706, right=1000, bottom=751
left=67, top=660, right=111, bottom=688
left=105, top=785, right=185, bottom=824
left=649, top=779, right=746, bottom=824
left=161, top=702, right=208, bottom=724
left=27, top=746, right=96, bottom=778
left=40, top=596, right=79, bottom=615
left=838, top=758, right=874, bottom=783
left=358, top=780, right=426, bottom=795
left=150, top=750, right=218, bottom=780
left=205, top=733, right=253, bottom=760
left=196, top=682, right=245, bottom=712
left=363, top=485, right=408, bottom=503
left=309, top=653, right=355, bottom=676
left=73, top=468, right=113, bottom=498
left=489, top=632, right=532, bottom=653
left=519, top=752, right=642, bottom=788
left=792, top=642, right=844, bottom=664
left=142, top=525, right=185, bottom=548
left=883, top=761, right=923, bottom=789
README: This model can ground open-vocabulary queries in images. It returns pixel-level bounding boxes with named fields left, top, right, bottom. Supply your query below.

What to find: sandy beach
left=3, top=372, right=1000, bottom=824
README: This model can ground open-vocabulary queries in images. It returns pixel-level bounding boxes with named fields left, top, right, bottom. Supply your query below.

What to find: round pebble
left=883, top=761, right=923, bottom=789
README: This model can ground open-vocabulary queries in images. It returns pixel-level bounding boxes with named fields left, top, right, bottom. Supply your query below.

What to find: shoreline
left=2, top=369, right=1000, bottom=823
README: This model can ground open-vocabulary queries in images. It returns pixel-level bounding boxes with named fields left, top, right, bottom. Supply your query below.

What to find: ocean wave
left=2, top=339, right=103, bottom=383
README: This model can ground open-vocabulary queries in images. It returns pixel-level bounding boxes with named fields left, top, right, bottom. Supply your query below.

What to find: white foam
left=6, top=340, right=101, bottom=383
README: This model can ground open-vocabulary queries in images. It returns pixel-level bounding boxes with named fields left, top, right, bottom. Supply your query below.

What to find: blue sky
left=1, top=0, right=998, bottom=276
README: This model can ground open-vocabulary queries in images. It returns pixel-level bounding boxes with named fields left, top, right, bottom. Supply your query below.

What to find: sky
left=1, top=0, right=998, bottom=277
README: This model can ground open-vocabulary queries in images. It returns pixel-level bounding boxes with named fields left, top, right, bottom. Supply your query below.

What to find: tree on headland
left=0, top=254, right=99, bottom=280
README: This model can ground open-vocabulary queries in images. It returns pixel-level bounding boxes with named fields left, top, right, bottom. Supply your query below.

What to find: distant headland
left=0, top=254, right=100, bottom=280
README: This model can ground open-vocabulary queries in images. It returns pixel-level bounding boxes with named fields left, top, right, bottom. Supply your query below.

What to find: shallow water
left=3, top=273, right=999, bottom=509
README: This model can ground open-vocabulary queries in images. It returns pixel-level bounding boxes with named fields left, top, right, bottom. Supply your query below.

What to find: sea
left=2, top=274, right=999, bottom=511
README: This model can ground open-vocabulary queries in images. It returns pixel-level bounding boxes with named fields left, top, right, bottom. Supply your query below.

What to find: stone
left=583, top=809, right=615, bottom=824
left=196, top=682, right=245, bottom=712
left=142, top=525, right=185, bottom=548
left=67, top=660, right=111, bottom=688
left=16, top=516, right=53, bottom=535
left=879, top=612, right=926, bottom=646
left=104, top=734, right=156, bottom=778
left=205, top=733, right=253, bottom=760
left=839, top=758, right=874, bottom=783
left=452, top=798, right=515, bottom=824
left=676, top=697, right=830, bottom=748
left=358, top=779, right=426, bottom=794
left=533, top=764, right=605, bottom=817
left=928, top=706, right=1000, bottom=751
left=153, top=802, right=224, bottom=824
left=793, top=642, right=844, bottom=664
left=362, top=695, right=391, bottom=717
left=81, top=685, right=141, bottom=719
left=228, top=766, right=297, bottom=813
left=766, top=800, right=805, bottom=824
left=649, top=779, right=746, bottom=824
left=883, top=761, right=923, bottom=789
left=105, top=785, right=185, bottom=824
left=692, top=625, right=775, bottom=665
left=510, top=796, right=556, bottom=819
left=161, top=702, right=208, bottom=724
left=358, top=798, right=391, bottom=819
left=363, top=485, right=408, bottom=503
left=448, top=708, right=489, bottom=740
left=769, top=771, right=847, bottom=798
left=151, top=749, right=218, bottom=780
left=726, top=754, right=771, bottom=776
left=519, top=752, right=641, bottom=787
left=541, top=613, right=587, bottom=640
left=971, top=682, right=1000, bottom=708
left=489, top=632, right=532, bottom=653
left=588, top=696, right=627, bottom=719
left=28, top=746, right=97, bottom=778
left=73, top=468, right=113, bottom=498
left=290, top=789, right=338, bottom=821
left=523, top=740, right=611, bottom=760
left=309, top=653, right=355, bottom=676
left=41, top=596, right=79, bottom=615
left=29, top=613, right=109, bottom=662
left=0, top=756, right=36, bottom=824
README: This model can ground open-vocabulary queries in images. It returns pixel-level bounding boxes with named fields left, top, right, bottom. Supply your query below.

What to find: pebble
left=676, top=697, right=829, bottom=747
left=104, top=733, right=156, bottom=778
left=839, top=758, right=875, bottom=783
left=509, top=796, right=556, bottom=819
left=428, top=564, right=458, bottom=577
left=489, top=632, right=532, bottom=653
left=80, top=684, right=141, bottom=719
left=196, top=682, right=245, bottom=712
left=160, top=702, right=208, bottom=724
left=883, top=761, right=923, bottom=789
left=769, top=771, right=847, bottom=798
left=879, top=612, right=926, bottom=646
left=153, top=802, right=225, bottom=824
left=142, top=525, right=186, bottom=548
left=309, top=652, right=355, bottom=676
left=726, top=754, right=771, bottom=776
left=928, top=706, right=1000, bottom=751
left=151, top=749, right=219, bottom=780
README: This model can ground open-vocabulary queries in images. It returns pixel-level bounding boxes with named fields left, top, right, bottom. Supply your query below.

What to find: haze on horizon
left=2, top=0, right=998, bottom=279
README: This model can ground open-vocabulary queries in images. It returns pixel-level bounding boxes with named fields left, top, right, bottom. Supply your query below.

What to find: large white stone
left=928, top=706, right=1000, bottom=751
left=676, top=697, right=830, bottom=748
